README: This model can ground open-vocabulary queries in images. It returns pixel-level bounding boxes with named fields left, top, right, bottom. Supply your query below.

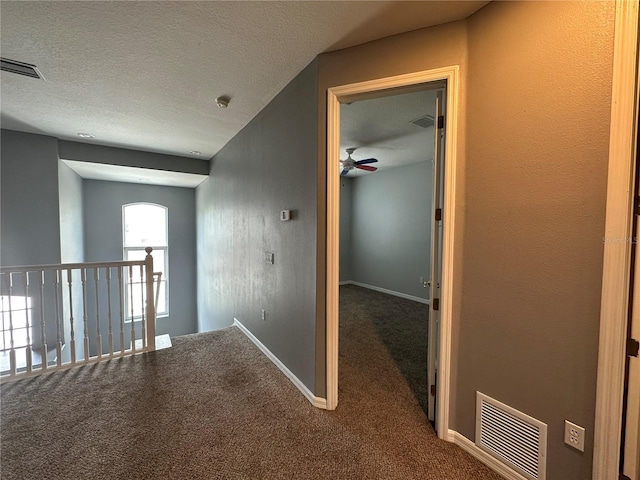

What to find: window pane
left=126, top=249, right=166, bottom=277
left=126, top=280, right=167, bottom=318
left=0, top=296, right=32, bottom=351
left=123, top=204, right=167, bottom=247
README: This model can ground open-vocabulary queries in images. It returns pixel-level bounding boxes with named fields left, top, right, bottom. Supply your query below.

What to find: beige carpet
left=1, top=285, right=502, bottom=479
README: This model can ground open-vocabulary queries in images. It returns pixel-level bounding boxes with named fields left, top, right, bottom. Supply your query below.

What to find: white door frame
left=593, top=0, right=639, bottom=478
left=325, top=65, right=459, bottom=440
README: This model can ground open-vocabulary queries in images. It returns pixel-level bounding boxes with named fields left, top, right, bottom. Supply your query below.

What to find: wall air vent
left=476, top=392, right=547, bottom=480
left=0, top=58, right=44, bottom=80
left=410, top=114, right=434, bottom=129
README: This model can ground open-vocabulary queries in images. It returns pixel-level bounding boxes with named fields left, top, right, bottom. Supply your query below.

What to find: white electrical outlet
left=261, top=309, right=266, bottom=321
left=564, top=420, right=585, bottom=452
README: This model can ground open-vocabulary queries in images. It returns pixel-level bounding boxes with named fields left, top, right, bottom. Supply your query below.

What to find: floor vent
left=476, top=392, right=547, bottom=480
left=0, top=58, right=44, bottom=80
left=410, top=114, right=434, bottom=129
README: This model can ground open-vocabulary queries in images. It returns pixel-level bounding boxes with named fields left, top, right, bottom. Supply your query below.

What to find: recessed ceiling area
left=62, top=160, right=208, bottom=189
left=340, top=89, right=438, bottom=177
left=0, top=1, right=488, bottom=165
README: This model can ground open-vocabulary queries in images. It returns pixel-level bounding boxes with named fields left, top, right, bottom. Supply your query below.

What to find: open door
left=624, top=243, right=640, bottom=478
left=622, top=91, right=640, bottom=480
left=427, top=90, right=445, bottom=425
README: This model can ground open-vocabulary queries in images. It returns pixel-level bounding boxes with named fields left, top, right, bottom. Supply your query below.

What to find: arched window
left=123, top=203, right=168, bottom=318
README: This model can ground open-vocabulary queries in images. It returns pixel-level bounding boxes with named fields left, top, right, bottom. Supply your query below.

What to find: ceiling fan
left=340, top=147, right=378, bottom=176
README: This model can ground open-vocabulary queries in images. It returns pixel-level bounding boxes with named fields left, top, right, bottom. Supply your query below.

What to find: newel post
left=144, top=247, right=156, bottom=351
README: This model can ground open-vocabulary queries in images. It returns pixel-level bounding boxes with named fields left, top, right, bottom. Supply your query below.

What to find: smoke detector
left=215, top=96, right=230, bottom=109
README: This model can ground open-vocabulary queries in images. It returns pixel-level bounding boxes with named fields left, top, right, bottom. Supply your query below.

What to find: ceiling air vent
left=0, top=58, right=44, bottom=80
left=410, top=114, right=434, bottom=129
left=476, top=392, right=547, bottom=480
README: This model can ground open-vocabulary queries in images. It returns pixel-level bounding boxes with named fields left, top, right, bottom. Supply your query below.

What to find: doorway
left=337, top=87, right=440, bottom=421
left=325, top=66, right=460, bottom=441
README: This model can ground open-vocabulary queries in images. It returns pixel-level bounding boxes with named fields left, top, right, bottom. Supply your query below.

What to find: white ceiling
left=0, top=1, right=488, bottom=169
left=340, top=89, right=438, bottom=177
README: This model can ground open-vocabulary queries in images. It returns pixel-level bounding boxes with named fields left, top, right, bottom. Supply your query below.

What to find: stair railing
left=0, top=248, right=156, bottom=382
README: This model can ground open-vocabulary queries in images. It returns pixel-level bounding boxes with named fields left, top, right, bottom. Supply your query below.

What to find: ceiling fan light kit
left=339, top=147, right=378, bottom=176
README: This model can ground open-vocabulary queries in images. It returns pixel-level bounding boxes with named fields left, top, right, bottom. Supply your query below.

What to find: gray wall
left=196, top=60, right=319, bottom=394
left=346, top=162, right=432, bottom=300
left=0, top=130, right=61, bottom=266
left=339, top=178, right=352, bottom=282
left=459, top=2, right=614, bottom=478
left=58, top=161, right=86, bottom=360
left=58, top=161, right=85, bottom=263
left=83, top=180, right=198, bottom=341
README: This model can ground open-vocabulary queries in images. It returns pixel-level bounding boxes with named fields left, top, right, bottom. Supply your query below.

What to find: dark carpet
left=0, top=285, right=502, bottom=479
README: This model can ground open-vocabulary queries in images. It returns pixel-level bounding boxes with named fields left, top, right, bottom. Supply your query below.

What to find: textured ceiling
left=0, top=1, right=487, bottom=164
left=340, top=89, right=437, bottom=177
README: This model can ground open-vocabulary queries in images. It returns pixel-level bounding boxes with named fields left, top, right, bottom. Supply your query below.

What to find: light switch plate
left=265, top=252, right=274, bottom=264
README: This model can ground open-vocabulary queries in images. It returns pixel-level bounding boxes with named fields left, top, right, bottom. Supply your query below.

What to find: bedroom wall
left=196, top=60, right=319, bottom=394
left=317, top=2, right=615, bottom=478
left=83, top=180, right=198, bottom=342
left=339, top=178, right=353, bottom=282
left=348, top=162, right=432, bottom=301
left=0, top=130, right=61, bottom=266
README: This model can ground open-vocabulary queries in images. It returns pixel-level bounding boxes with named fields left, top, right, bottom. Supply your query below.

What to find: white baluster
left=129, top=265, right=135, bottom=352
left=7, top=274, right=16, bottom=376
left=38, top=271, right=47, bottom=371
left=94, top=268, right=102, bottom=359
left=118, top=267, right=125, bottom=355
left=67, top=268, right=76, bottom=364
left=139, top=264, right=146, bottom=350
left=54, top=270, right=63, bottom=367
left=106, top=267, right=114, bottom=356
left=23, top=273, right=32, bottom=373
left=81, top=268, right=89, bottom=361
left=145, top=248, right=156, bottom=352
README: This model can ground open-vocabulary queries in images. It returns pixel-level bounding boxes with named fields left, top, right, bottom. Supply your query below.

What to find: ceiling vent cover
left=0, top=58, right=43, bottom=80
left=410, top=114, right=434, bottom=129
left=476, top=392, right=547, bottom=480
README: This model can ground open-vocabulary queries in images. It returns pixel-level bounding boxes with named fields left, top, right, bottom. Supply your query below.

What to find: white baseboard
left=448, top=430, right=529, bottom=480
left=233, top=318, right=327, bottom=410
left=340, top=280, right=430, bottom=305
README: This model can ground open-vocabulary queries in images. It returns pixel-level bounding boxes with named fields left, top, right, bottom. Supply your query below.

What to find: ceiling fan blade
left=340, top=168, right=350, bottom=176
left=356, top=165, right=377, bottom=172
left=355, top=158, right=378, bottom=165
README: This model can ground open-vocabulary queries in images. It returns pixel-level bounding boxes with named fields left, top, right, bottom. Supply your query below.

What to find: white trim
left=449, top=430, right=529, bottom=480
left=594, top=1, right=639, bottom=478
left=233, top=318, right=327, bottom=409
left=340, top=280, right=430, bottom=305
left=326, top=65, right=459, bottom=434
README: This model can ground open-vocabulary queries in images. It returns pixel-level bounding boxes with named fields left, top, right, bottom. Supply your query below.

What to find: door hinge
left=432, top=298, right=440, bottom=311
left=435, top=208, right=442, bottom=222
left=437, top=115, right=445, bottom=129
left=628, top=338, right=639, bottom=357
left=430, top=384, right=436, bottom=396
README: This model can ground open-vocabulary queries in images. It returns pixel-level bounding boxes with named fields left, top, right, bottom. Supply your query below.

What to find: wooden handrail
left=0, top=259, right=146, bottom=274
